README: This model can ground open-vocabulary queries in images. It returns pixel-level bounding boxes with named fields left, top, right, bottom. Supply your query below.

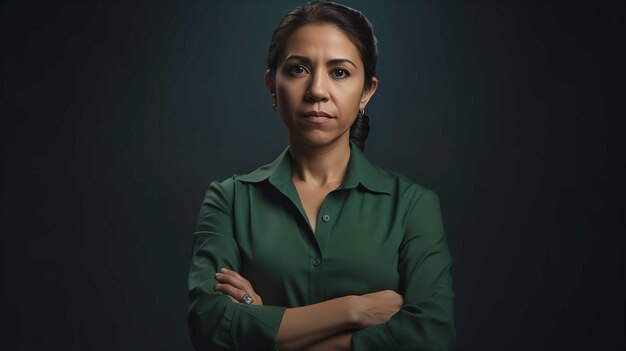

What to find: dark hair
left=267, top=0, right=378, bottom=151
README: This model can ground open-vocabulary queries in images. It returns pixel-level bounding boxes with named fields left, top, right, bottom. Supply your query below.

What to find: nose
left=305, top=70, right=330, bottom=102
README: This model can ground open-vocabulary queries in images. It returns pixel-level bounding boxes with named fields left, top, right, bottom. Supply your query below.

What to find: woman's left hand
left=214, top=268, right=264, bottom=305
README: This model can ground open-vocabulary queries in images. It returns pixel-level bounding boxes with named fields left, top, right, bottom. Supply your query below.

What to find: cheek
left=276, top=82, right=301, bottom=112
left=275, top=85, right=299, bottom=129
left=334, top=86, right=363, bottom=118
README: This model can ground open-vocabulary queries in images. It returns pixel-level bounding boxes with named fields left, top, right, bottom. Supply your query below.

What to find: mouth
left=301, top=111, right=335, bottom=123
left=300, top=111, right=335, bottom=124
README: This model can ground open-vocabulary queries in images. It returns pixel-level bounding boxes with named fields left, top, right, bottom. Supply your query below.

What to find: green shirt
left=187, top=140, right=455, bottom=350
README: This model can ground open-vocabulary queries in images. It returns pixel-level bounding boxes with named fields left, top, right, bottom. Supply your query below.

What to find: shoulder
left=200, top=175, right=238, bottom=210
left=201, top=148, right=284, bottom=202
left=202, top=160, right=272, bottom=206
left=372, top=168, right=446, bottom=234
left=370, top=162, right=438, bottom=204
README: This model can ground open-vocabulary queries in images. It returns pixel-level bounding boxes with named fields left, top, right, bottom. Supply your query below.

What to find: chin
left=291, top=130, right=349, bottom=148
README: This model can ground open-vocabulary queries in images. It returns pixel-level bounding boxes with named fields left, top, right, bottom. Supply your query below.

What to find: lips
left=301, top=111, right=334, bottom=118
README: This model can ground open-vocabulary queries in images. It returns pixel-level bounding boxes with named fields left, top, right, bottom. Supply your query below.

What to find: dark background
left=1, top=0, right=624, bottom=350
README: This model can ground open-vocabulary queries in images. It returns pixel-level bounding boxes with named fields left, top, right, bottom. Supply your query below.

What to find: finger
left=216, top=269, right=263, bottom=305
left=215, top=271, right=249, bottom=291
left=217, top=284, right=257, bottom=305
left=219, top=268, right=252, bottom=289
left=214, top=283, right=246, bottom=302
left=221, top=268, right=248, bottom=282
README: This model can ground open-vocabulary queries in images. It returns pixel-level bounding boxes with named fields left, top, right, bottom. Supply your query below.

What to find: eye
left=332, top=68, right=350, bottom=79
left=287, top=65, right=308, bottom=76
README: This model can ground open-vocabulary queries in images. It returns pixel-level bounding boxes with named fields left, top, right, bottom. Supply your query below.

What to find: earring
left=357, top=108, right=365, bottom=117
left=271, top=93, right=278, bottom=111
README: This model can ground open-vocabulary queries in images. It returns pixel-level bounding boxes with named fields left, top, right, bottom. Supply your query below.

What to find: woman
left=187, top=1, right=455, bottom=350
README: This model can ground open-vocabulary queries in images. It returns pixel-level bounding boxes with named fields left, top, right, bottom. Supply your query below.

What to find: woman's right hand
left=214, top=268, right=264, bottom=305
left=351, top=290, right=404, bottom=328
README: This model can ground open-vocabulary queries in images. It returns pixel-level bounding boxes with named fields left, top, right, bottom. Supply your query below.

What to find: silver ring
left=239, top=293, right=254, bottom=305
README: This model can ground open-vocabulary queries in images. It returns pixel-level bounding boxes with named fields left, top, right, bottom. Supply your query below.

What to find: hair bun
left=350, top=114, right=370, bottom=151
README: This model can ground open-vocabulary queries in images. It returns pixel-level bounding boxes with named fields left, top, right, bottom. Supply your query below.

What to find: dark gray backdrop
left=1, top=0, right=624, bottom=350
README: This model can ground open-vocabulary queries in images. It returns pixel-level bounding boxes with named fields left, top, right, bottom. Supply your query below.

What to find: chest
left=292, top=182, right=337, bottom=233
left=231, top=182, right=405, bottom=305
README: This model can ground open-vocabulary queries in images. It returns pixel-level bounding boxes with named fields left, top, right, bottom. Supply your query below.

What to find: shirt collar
left=235, top=140, right=392, bottom=195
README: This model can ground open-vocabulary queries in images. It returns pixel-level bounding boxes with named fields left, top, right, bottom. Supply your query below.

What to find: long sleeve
left=187, top=179, right=286, bottom=351
left=351, top=189, right=456, bottom=351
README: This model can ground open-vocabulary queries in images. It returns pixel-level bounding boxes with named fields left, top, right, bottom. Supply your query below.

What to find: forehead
left=281, top=24, right=362, bottom=65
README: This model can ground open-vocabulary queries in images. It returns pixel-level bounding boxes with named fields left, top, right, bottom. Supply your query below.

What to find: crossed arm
left=189, top=181, right=455, bottom=351
left=214, top=268, right=403, bottom=351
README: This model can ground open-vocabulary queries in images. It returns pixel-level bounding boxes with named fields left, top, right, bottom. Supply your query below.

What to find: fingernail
left=215, top=272, right=222, bottom=278
left=213, top=284, right=220, bottom=291
left=220, top=268, right=228, bottom=273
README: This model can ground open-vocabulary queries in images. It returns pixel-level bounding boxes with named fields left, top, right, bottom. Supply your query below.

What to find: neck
left=288, top=135, right=351, bottom=187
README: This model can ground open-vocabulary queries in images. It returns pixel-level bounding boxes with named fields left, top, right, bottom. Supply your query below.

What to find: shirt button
left=312, top=258, right=321, bottom=267
left=322, top=214, right=330, bottom=222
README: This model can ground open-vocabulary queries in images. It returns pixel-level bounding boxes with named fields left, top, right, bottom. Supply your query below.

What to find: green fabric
left=187, top=140, right=456, bottom=351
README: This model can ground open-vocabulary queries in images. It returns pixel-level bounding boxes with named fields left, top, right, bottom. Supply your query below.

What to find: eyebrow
left=282, top=55, right=357, bottom=69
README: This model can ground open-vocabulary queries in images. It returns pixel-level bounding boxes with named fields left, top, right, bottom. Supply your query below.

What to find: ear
left=359, top=76, right=379, bottom=111
left=264, top=70, right=276, bottom=95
